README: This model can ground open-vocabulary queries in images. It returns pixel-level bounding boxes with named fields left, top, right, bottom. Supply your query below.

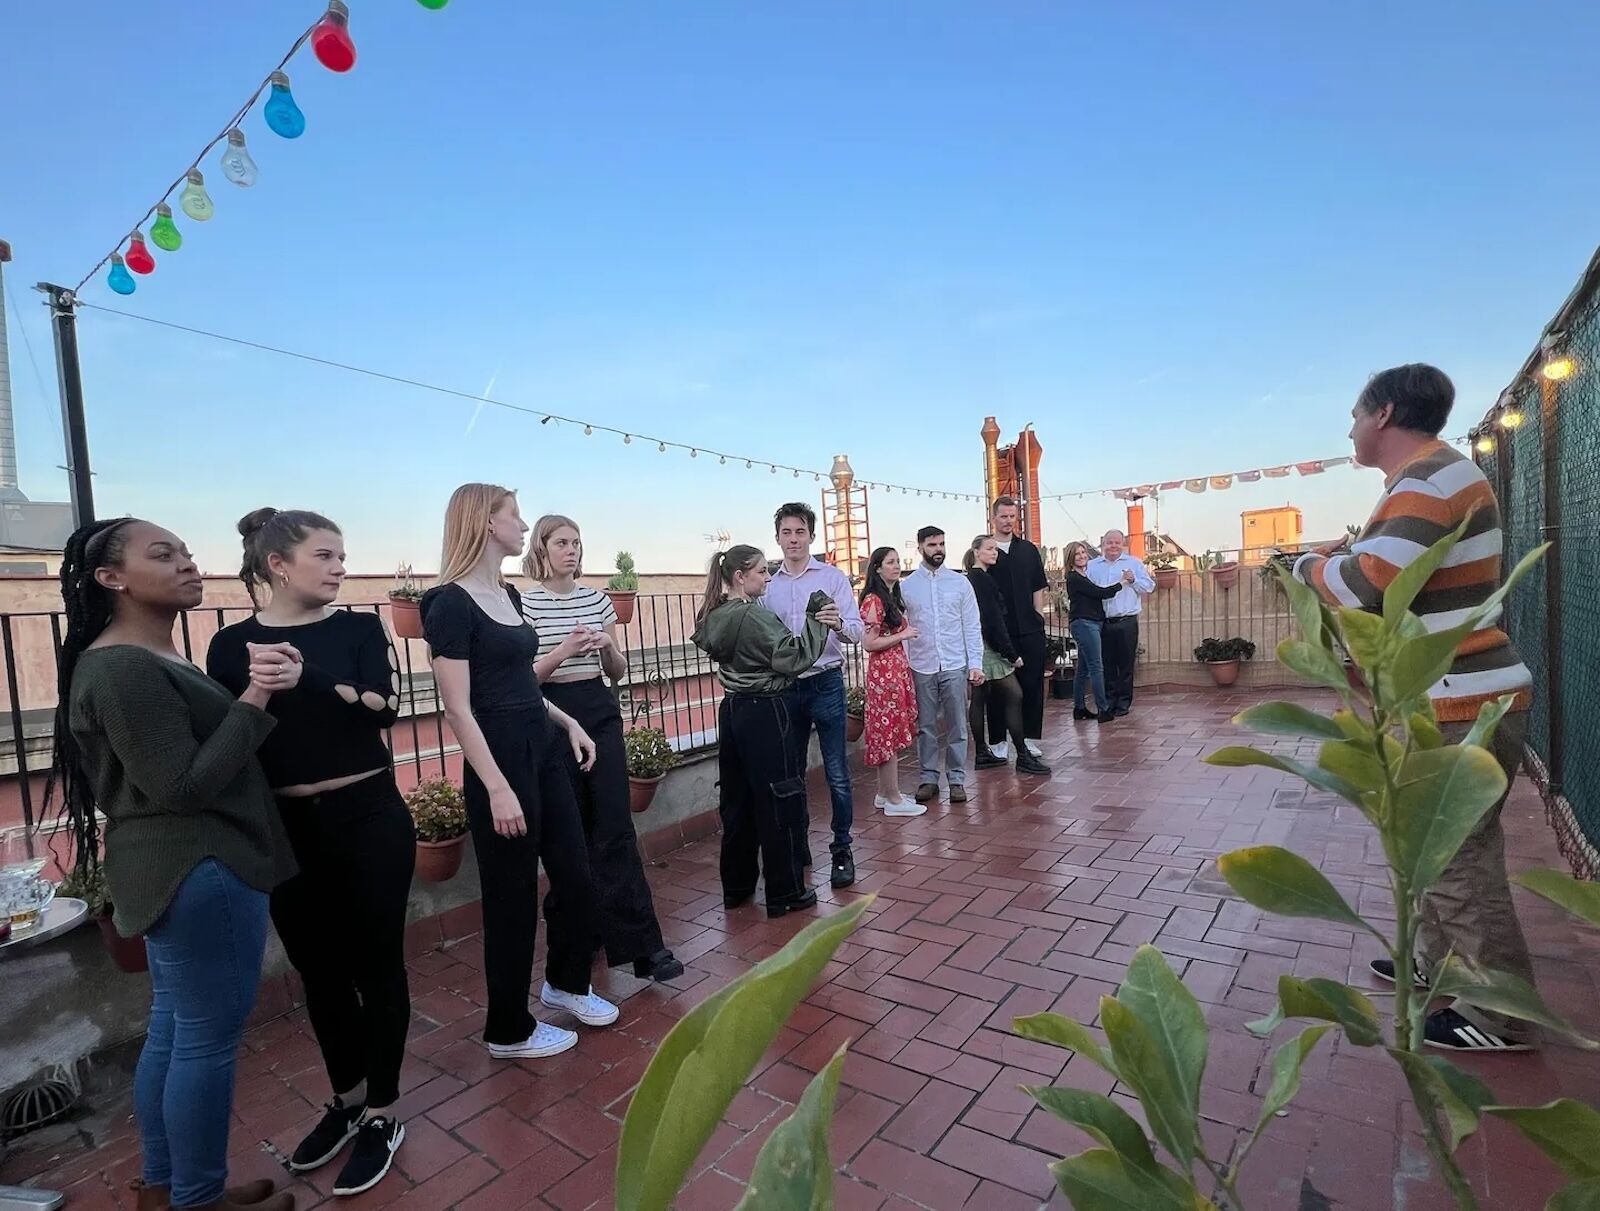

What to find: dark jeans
left=137, top=859, right=269, bottom=1208
left=1102, top=615, right=1140, bottom=714
left=788, top=666, right=853, bottom=849
left=543, top=678, right=667, bottom=967
left=464, top=707, right=598, bottom=1046
left=272, top=774, right=415, bottom=1108
left=719, top=691, right=808, bottom=907
left=972, top=672, right=1025, bottom=757
left=988, top=630, right=1047, bottom=744
left=1070, top=618, right=1109, bottom=714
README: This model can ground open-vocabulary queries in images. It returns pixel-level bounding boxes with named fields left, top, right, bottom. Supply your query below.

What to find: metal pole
left=36, top=283, right=94, bottom=527
left=1539, top=377, right=1564, bottom=794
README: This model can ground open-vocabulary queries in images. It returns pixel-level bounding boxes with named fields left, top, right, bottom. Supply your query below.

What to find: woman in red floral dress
left=858, top=547, right=924, bottom=817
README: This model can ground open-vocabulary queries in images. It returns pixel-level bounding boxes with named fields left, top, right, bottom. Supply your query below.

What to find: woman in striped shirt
left=522, top=515, right=682, bottom=983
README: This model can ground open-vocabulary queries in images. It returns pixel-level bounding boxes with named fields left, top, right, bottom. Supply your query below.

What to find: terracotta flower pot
left=1208, top=562, right=1240, bottom=591
left=1203, top=659, right=1242, bottom=687
left=97, top=911, right=149, bottom=974
left=628, top=775, right=662, bottom=814
left=415, top=836, right=466, bottom=883
left=846, top=714, right=865, bottom=742
left=389, top=596, right=424, bottom=640
left=1154, top=568, right=1179, bottom=591
left=606, top=590, right=637, bottom=625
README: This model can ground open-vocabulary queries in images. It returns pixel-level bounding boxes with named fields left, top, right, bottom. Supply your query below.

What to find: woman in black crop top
left=423, top=484, right=611, bottom=1063
left=207, top=508, right=413, bottom=1196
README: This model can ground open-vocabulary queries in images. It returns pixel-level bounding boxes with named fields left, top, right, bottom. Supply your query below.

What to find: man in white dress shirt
left=899, top=526, right=985, bottom=804
left=1086, top=529, right=1154, bottom=717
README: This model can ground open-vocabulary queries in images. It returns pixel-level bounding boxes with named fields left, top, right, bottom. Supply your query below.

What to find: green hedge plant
left=1013, top=521, right=1600, bottom=1210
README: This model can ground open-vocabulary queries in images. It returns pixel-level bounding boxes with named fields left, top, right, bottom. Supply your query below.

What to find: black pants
left=271, top=774, right=415, bottom=1108
left=1102, top=615, right=1140, bottom=715
left=988, top=630, right=1047, bottom=744
left=973, top=672, right=1026, bottom=758
left=465, top=708, right=598, bottom=1046
left=542, top=679, right=667, bottom=967
left=718, top=692, right=807, bottom=907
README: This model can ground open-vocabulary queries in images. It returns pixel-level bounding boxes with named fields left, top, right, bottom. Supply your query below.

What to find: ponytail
left=697, top=544, right=763, bottom=623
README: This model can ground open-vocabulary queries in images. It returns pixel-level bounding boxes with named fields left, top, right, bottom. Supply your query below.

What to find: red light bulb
left=311, top=0, right=357, bottom=72
left=124, top=231, right=156, bottom=275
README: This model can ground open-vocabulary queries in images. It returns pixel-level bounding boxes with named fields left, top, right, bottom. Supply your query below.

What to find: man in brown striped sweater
left=1295, top=363, right=1537, bottom=1052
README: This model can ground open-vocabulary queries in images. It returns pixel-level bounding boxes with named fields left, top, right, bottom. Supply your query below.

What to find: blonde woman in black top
left=208, top=509, right=413, bottom=1197
left=423, top=484, right=612, bottom=1061
left=522, top=514, right=682, bottom=982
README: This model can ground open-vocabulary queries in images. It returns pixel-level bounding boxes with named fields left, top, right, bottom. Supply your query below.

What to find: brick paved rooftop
left=5, top=689, right=1598, bottom=1210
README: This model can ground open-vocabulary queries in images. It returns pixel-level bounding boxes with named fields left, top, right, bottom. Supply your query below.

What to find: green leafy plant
left=616, top=896, right=872, bottom=1211
left=1193, top=637, right=1256, bottom=664
left=845, top=686, right=867, bottom=718
left=388, top=562, right=424, bottom=602
left=624, top=725, right=679, bottom=780
left=1147, top=549, right=1178, bottom=572
left=1014, top=521, right=1600, bottom=1209
left=405, top=778, right=467, bottom=841
left=608, top=551, right=640, bottom=592
left=57, top=862, right=109, bottom=916
left=1195, top=549, right=1222, bottom=572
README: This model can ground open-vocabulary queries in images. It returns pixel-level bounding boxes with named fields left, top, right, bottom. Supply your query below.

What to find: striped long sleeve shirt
left=1293, top=440, right=1532, bottom=723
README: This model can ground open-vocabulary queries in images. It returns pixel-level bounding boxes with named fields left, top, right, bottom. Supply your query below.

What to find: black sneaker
left=288, top=1095, right=365, bottom=1172
left=332, top=1116, right=406, bottom=1196
left=633, top=950, right=685, bottom=982
left=1370, top=958, right=1428, bottom=988
left=830, top=846, right=856, bottom=889
left=974, top=750, right=1008, bottom=769
left=1423, top=1008, right=1533, bottom=1053
left=1016, top=753, right=1052, bottom=776
left=766, top=888, right=820, bottom=918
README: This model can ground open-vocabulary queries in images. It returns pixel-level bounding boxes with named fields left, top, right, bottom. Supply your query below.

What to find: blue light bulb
left=108, top=254, right=136, bottom=296
left=264, top=71, right=306, bottom=139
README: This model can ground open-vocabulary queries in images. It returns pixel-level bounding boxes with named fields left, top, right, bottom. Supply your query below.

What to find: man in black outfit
left=985, top=496, right=1049, bottom=760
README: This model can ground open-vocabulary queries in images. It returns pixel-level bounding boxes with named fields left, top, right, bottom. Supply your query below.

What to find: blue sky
left=4, top=1, right=1598, bottom=576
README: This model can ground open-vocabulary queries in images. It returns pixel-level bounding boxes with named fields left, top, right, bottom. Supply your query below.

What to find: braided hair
left=46, top=518, right=138, bottom=875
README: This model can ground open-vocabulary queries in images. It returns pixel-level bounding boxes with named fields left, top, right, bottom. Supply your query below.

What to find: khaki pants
left=1417, top=711, right=1537, bottom=1042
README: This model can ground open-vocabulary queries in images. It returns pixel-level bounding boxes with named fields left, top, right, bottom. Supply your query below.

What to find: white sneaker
left=991, top=742, right=1010, bottom=760
left=882, top=797, right=927, bottom=818
left=540, top=983, right=619, bottom=1027
left=1024, top=739, right=1043, bottom=757
left=487, top=1022, right=577, bottom=1059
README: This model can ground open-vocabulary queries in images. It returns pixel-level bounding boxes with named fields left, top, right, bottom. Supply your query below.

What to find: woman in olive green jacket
left=691, top=545, right=837, bottom=917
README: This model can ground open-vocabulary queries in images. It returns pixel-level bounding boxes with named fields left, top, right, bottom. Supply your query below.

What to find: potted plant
left=57, top=863, right=147, bottom=974
left=845, top=686, right=866, bottom=742
left=407, top=778, right=468, bottom=882
left=1199, top=549, right=1240, bottom=590
left=1147, top=549, right=1179, bottom=591
left=388, top=563, right=425, bottom=640
left=1260, top=550, right=1299, bottom=597
left=1193, top=636, right=1256, bottom=687
left=606, top=551, right=639, bottom=625
left=1044, top=634, right=1074, bottom=700
left=624, top=725, right=679, bottom=813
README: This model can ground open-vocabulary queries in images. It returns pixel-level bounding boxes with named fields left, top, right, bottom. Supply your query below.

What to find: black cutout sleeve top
left=207, top=609, right=400, bottom=789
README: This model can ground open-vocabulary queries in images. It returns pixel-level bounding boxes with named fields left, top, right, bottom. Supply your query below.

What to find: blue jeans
left=136, top=859, right=270, bottom=1208
left=789, top=666, right=854, bottom=849
left=1071, top=619, right=1109, bottom=714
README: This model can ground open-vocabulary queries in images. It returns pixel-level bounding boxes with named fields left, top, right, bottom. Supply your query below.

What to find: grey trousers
left=913, top=669, right=970, bottom=786
left=1418, top=712, right=1537, bottom=1042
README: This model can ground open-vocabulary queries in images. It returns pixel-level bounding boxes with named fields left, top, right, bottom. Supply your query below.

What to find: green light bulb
left=151, top=204, right=182, bottom=252
left=179, top=170, right=214, bottom=222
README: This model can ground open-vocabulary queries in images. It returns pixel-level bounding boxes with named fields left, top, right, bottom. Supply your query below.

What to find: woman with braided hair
left=49, top=518, right=298, bottom=1211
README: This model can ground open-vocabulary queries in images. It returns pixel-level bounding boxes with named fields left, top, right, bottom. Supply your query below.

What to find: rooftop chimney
left=0, top=241, right=26, bottom=503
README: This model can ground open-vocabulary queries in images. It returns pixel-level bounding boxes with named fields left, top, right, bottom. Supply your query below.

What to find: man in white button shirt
left=899, top=526, right=984, bottom=804
left=1085, top=529, right=1154, bottom=717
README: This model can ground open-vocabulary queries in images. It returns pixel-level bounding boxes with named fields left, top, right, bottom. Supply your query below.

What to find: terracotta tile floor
left=6, top=689, right=1599, bottom=1210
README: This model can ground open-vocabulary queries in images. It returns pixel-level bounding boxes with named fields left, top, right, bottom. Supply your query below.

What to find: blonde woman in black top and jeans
left=208, top=509, right=414, bottom=1198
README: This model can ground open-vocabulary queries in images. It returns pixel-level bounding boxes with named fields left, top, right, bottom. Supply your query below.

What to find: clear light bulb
left=265, top=72, right=306, bottom=139
left=623, top=434, right=632, bottom=444
left=220, top=129, right=258, bottom=187
left=107, top=254, right=136, bottom=295
left=150, top=204, right=182, bottom=251
left=311, top=1, right=357, bottom=72
left=179, top=170, right=214, bottom=221
left=583, top=425, right=593, bottom=435
left=124, top=231, right=156, bottom=274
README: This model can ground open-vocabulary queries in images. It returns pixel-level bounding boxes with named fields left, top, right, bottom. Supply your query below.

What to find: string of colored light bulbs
left=75, top=0, right=452, bottom=297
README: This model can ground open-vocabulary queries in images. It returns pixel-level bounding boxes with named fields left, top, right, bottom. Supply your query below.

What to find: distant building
left=1241, top=506, right=1303, bottom=565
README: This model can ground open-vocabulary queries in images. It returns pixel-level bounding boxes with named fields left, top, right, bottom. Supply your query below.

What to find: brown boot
left=132, top=1179, right=285, bottom=1210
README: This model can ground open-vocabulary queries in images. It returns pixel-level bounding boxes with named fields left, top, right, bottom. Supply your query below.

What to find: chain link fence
left=1472, top=247, right=1600, bottom=879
